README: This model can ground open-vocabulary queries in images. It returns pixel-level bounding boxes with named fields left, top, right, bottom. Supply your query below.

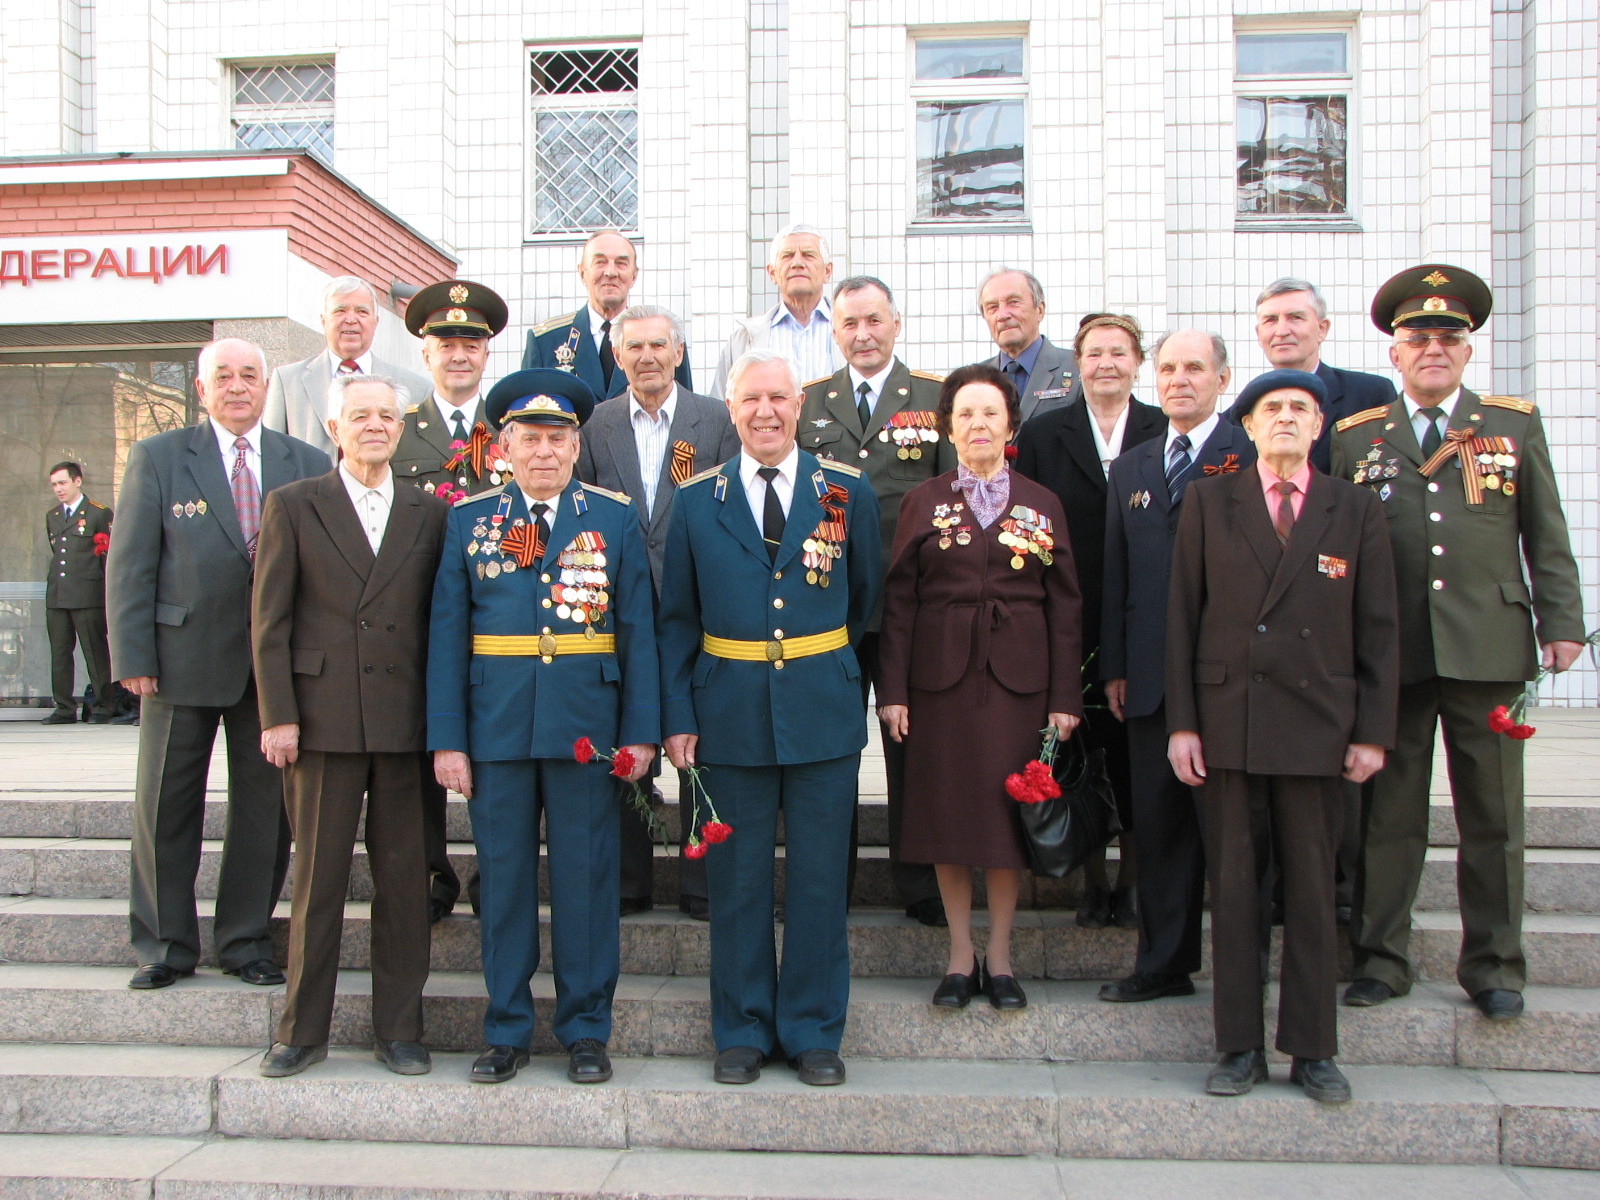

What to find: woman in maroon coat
left=877, top=364, right=1083, bottom=1010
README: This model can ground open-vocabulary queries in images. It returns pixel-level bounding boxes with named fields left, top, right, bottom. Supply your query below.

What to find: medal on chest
left=998, top=505, right=1054, bottom=570
left=931, top=502, right=965, bottom=550
left=553, top=531, right=610, bottom=637
left=877, top=410, right=939, bottom=460
left=802, top=471, right=850, bottom=588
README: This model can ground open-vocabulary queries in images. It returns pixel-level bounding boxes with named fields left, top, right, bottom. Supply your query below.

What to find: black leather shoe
left=471, top=1044, right=531, bottom=1084
left=1111, top=886, right=1139, bottom=929
left=428, top=898, right=452, bottom=925
left=932, top=960, right=982, bottom=1008
left=375, top=1039, right=431, bottom=1075
left=1291, top=1057, right=1352, bottom=1103
left=87, top=713, right=114, bottom=725
left=679, top=895, right=710, bottom=921
left=1098, top=971, right=1194, bottom=1003
left=224, top=960, right=285, bottom=986
left=788, top=1048, right=846, bottom=1086
left=905, top=898, right=947, bottom=927
left=110, top=710, right=139, bottom=725
left=1342, top=978, right=1398, bottom=1007
left=128, top=962, right=193, bottom=989
left=1474, top=989, right=1525, bottom=1021
left=713, top=1045, right=765, bottom=1085
left=620, top=896, right=653, bottom=917
left=1075, top=886, right=1112, bottom=928
left=567, top=1038, right=612, bottom=1083
left=40, top=712, right=77, bottom=725
left=259, top=1043, right=327, bottom=1077
left=985, top=971, right=1028, bottom=1011
left=1205, top=1048, right=1268, bottom=1096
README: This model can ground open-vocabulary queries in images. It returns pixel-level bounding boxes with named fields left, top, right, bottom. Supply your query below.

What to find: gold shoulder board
left=580, top=483, right=632, bottom=506
left=909, top=369, right=946, bottom=383
left=89, top=500, right=108, bottom=509
left=1334, top=406, right=1389, bottom=433
left=819, top=458, right=863, bottom=478
left=681, top=466, right=725, bottom=487
left=456, top=486, right=505, bottom=508
left=802, top=374, right=834, bottom=391
left=532, top=313, right=573, bottom=335
left=1481, top=395, right=1536, bottom=414
left=405, top=404, right=421, bottom=415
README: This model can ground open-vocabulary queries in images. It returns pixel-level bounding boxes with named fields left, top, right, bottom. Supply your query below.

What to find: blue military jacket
left=657, top=450, right=881, bottom=766
left=427, top=477, right=659, bottom=762
left=523, top=310, right=695, bottom=400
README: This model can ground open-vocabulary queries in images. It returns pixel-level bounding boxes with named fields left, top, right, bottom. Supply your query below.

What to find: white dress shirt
left=433, top=394, right=483, bottom=441
left=1088, top=403, right=1132, bottom=479
left=767, top=297, right=837, bottom=385
left=1164, top=411, right=1221, bottom=464
left=586, top=306, right=615, bottom=357
left=847, top=359, right=897, bottom=425
left=326, top=348, right=375, bottom=378
left=738, top=443, right=798, bottom=533
left=61, top=495, right=84, bottom=519
left=630, top=387, right=678, bottom=519
left=212, top=419, right=263, bottom=483
left=339, top=463, right=395, bottom=554
left=1403, top=387, right=1461, bottom=445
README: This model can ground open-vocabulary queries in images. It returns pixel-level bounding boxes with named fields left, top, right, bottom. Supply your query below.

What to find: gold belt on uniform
left=701, top=626, right=848, bottom=664
left=472, top=633, right=617, bottom=657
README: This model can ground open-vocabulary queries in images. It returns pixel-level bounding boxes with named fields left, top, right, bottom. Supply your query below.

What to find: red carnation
left=610, top=747, right=637, bottom=778
left=448, top=439, right=467, bottom=452
left=1486, top=705, right=1515, bottom=734
left=1005, top=772, right=1042, bottom=804
left=1004, top=444, right=1019, bottom=461
left=685, top=840, right=709, bottom=859
left=573, top=737, right=595, bottom=764
left=1508, top=724, right=1536, bottom=740
left=701, top=820, right=732, bottom=844
left=92, top=532, right=110, bottom=557
left=1036, top=772, right=1062, bottom=800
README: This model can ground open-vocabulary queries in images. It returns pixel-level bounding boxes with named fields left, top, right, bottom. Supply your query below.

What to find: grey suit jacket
left=576, top=384, right=740, bottom=592
left=264, top=350, right=432, bottom=458
left=106, top=419, right=330, bottom=708
left=973, top=335, right=1081, bottom=424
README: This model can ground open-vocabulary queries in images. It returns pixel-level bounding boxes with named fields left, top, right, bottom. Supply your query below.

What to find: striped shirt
left=630, top=387, right=678, bottom=518
left=766, top=297, right=838, bottom=385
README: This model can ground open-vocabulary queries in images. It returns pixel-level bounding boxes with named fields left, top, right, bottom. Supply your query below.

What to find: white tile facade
left=3, top=0, right=1595, bottom=699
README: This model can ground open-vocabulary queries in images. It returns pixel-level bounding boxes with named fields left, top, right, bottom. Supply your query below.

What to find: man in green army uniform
left=43, top=462, right=118, bottom=724
left=1333, top=264, right=1586, bottom=1021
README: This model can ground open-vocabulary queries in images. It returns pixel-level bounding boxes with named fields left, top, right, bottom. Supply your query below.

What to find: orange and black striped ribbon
left=1418, top=428, right=1482, bottom=505
left=670, top=440, right=696, bottom=486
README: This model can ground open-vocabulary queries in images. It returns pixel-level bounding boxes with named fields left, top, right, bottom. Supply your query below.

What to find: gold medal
left=956, top=531, right=971, bottom=546
left=503, top=561, right=517, bottom=573
left=807, top=569, right=818, bottom=585
left=939, top=536, right=951, bottom=550
left=1503, top=482, right=1515, bottom=496
left=910, top=448, right=922, bottom=460
left=476, top=563, right=485, bottom=579
left=468, top=541, right=479, bottom=556
left=1483, top=474, right=1501, bottom=491
left=819, top=572, right=830, bottom=588
left=1010, top=555, right=1025, bottom=570
left=485, top=561, right=501, bottom=578
left=585, top=624, right=597, bottom=640
left=896, top=447, right=910, bottom=461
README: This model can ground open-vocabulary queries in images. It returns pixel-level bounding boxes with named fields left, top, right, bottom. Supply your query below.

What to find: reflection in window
left=916, top=99, right=1025, bottom=220
left=915, top=38, right=1023, bottom=81
left=230, top=62, right=335, bottom=167
left=1236, top=95, right=1347, bottom=216
left=529, top=47, right=640, bottom=235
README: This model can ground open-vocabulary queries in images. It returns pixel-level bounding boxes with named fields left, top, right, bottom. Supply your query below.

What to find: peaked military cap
left=406, top=279, right=509, bottom=339
left=485, top=368, right=597, bottom=428
left=1371, top=264, right=1492, bottom=333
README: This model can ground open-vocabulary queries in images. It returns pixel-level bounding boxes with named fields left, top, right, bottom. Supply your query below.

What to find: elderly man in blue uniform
left=658, top=348, right=881, bottom=1087
left=427, top=368, right=659, bottom=1085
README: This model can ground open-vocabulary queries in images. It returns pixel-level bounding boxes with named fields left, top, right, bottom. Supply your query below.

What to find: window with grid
left=911, top=35, right=1027, bottom=224
left=528, top=46, right=639, bottom=236
left=230, top=61, right=335, bottom=167
left=1236, top=27, right=1352, bottom=221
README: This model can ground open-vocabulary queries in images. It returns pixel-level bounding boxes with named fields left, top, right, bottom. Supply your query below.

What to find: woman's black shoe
left=931, top=960, right=982, bottom=1008
left=984, top=970, right=1028, bottom=1010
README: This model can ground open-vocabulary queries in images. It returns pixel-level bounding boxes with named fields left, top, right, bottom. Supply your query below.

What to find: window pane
left=915, top=38, right=1023, bottom=81
left=531, top=48, right=638, bottom=96
left=534, top=109, right=639, bottom=232
left=1237, top=32, right=1348, bottom=77
left=1236, top=95, right=1348, bottom=216
left=916, top=99, right=1024, bottom=220
left=234, top=120, right=336, bottom=168
left=233, top=62, right=334, bottom=106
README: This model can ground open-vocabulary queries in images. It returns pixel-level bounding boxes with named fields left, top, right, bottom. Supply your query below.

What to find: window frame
left=225, top=56, right=337, bottom=168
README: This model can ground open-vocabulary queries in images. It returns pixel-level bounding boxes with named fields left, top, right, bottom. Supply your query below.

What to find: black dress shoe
left=40, top=712, right=77, bottom=725
left=679, top=895, right=710, bottom=921
left=111, top=710, right=140, bottom=725
left=985, top=971, right=1028, bottom=1011
left=1342, top=978, right=1398, bottom=1007
left=620, top=896, right=653, bottom=917
left=1075, top=886, right=1112, bottom=928
left=224, top=959, right=286, bottom=986
left=567, top=1038, right=612, bottom=1083
left=471, top=1044, right=531, bottom=1084
left=1474, top=989, right=1525, bottom=1021
left=905, top=898, right=947, bottom=927
left=788, top=1048, right=846, bottom=1086
left=1205, top=1048, right=1268, bottom=1096
left=259, top=1043, right=327, bottom=1077
left=931, top=960, right=982, bottom=1008
left=1290, top=1057, right=1352, bottom=1103
left=1098, top=971, right=1194, bottom=1003
left=128, top=962, right=193, bottom=990
left=713, top=1045, right=765, bottom=1084
left=1110, top=886, right=1139, bottom=929
left=428, top=897, right=452, bottom=924
left=87, top=713, right=114, bottom=725
left=375, top=1039, right=431, bottom=1075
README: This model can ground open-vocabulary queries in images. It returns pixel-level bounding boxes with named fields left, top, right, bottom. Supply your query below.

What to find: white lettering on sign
left=0, top=244, right=229, bottom=286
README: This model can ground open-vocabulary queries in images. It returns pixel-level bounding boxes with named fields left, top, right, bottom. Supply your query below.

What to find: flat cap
left=1228, top=368, right=1327, bottom=423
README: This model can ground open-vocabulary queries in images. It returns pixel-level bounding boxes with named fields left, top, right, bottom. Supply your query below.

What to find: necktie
left=530, top=502, right=549, bottom=563
left=231, top=436, right=261, bottom=559
left=599, top=320, right=616, bottom=391
left=451, top=411, right=468, bottom=444
left=1419, top=407, right=1444, bottom=457
left=338, top=359, right=360, bottom=375
left=1274, top=481, right=1298, bottom=546
left=1004, top=359, right=1027, bottom=401
left=757, top=466, right=785, bottom=562
left=856, top=381, right=873, bottom=432
left=1165, top=433, right=1193, bottom=500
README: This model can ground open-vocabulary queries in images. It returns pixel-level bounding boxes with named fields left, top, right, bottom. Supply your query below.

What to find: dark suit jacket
left=523, top=309, right=695, bottom=399
left=45, top=496, right=113, bottom=609
left=577, top=384, right=741, bottom=592
left=969, top=336, right=1081, bottom=424
left=1165, top=466, right=1399, bottom=776
left=1225, top=361, right=1395, bottom=474
left=106, top=421, right=330, bottom=708
left=252, top=470, right=447, bottom=754
left=1100, top=420, right=1257, bottom=719
left=1013, top=397, right=1165, bottom=678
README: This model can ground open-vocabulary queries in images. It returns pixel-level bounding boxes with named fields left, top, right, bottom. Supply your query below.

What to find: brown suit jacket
left=252, top=469, right=447, bottom=754
left=1165, top=465, right=1399, bottom=777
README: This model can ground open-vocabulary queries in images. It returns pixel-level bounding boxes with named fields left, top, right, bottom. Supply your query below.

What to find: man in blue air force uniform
left=426, top=368, right=659, bottom=1086
left=658, top=348, right=881, bottom=1088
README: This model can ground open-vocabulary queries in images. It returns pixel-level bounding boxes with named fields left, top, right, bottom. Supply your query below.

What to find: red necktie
left=338, top=359, right=361, bottom=374
left=1273, top=481, right=1297, bottom=546
left=231, top=437, right=262, bottom=558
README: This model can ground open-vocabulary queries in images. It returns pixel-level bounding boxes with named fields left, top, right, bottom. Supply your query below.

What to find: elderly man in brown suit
left=1166, top=369, right=1398, bottom=1105
left=251, top=373, right=448, bottom=1078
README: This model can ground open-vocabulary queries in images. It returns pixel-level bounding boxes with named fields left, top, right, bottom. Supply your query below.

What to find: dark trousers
left=848, top=632, right=940, bottom=908
left=128, top=686, right=290, bottom=971
left=1353, top=676, right=1526, bottom=995
left=422, top=774, right=461, bottom=912
left=470, top=758, right=620, bottom=1049
left=1126, top=707, right=1205, bottom=977
left=620, top=762, right=708, bottom=904
left=47, top=605, right=115, bottom=718
left=704, top=755, right=858, bottom=1056
left=1204, top=768, right=1343, bottom=1061
left=277, top=750, right=432, bottom=1047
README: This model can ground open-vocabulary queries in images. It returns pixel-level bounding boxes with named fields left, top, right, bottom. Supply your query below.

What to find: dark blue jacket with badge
left=523, top=310, right=695, bottom=400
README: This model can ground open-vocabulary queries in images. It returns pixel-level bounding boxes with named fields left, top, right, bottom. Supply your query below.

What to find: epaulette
left=819, top=458, right=862, bottom=479
left=1482, top=395, right=1535, bottom=415
left=89, top=499, right=108, bottom=509
left=802, top=375, right=833, bottom=390
left=1335, top=406, right=1389, bottom=433
left=454, top=486, right=505, bottom=508
left=681, top=465, right=724, bottom=487
left=580, top=483, right=632, bottom=506
left=909, top=369, right=946, bottom=383
left=532, top=313, right=573, bottom=335
left=405, top=404, right=421, bottom=415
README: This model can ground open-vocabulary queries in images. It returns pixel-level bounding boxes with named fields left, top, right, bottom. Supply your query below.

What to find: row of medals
left=1474, top=444, right=1518, bottom=494
left=802, top=520, right=843, bottom=587
left=933, top=503, right=971, bottom=551
left=1352, top=445, right=1400, bottom=485
left=552, top=549, right=610, bottom=634
left=998, top=508, right=1054, bottom=570
left=879, top=426, right=938, bottom=460
left=468, top=519, right=516, bottom=578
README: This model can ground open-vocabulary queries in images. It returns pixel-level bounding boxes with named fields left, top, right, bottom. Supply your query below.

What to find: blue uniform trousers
left=470, top=758, right=620, bottom=1049
left=703, top=754, right=858, bottom=1056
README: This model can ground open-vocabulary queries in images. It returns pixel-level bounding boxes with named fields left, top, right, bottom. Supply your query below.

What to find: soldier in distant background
left=42, top=461, right=118, bottom=725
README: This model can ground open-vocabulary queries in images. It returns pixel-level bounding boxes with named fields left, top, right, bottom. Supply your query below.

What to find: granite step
left=2, top=964, right=1597, bottom=1075
left=1, top=1042, right=1596, bottom=1167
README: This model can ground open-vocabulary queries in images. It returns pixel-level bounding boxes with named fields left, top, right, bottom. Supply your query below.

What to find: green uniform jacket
left=1330, top=389, right=1584, bottom=685
left=45, top=496, right=113, bottom=610
left=392, top=397, right=502, bottom=497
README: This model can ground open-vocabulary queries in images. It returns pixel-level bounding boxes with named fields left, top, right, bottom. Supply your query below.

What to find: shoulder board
left=532, top=313, right=573, bottom=335
left=909, top=369, right=946, bottom=383
left=89, top=499, right=108, bottom=509
left=579, top=483, right=632, bottom=506
left=681, top=465, right=725, bottom=487
left=455, top=486, right=505, bottom=508
left=405, top=404, right=421, bottom=415
left=1334, top=406, right=1389, bottom=433
left=802, top=375, right=833, bottom=390
left=1481, top=395, right=1535, bottom=414
left=819, top=458, right=862, bottom=479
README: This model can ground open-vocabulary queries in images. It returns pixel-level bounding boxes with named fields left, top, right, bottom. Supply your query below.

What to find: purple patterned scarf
left=954, top=464, right=1010, bottom=529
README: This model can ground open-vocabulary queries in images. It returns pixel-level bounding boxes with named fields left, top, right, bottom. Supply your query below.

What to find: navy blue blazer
left=522, top=310, right=695, bottom=400
left=1224, top=361, right=1395, bottom=473
left=657, top=452, right=881, bottom=766
left=1099, top=420, right=1258, bottom=720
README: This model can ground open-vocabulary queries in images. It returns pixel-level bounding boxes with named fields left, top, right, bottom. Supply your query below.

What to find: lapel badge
left=172, top=503, right=183, bottom=518
left=827, top=391, right=838, bottom=400
left=812, top=418, right=833, bottom=428
left=1384, top=422, right=1395, bottom=431
left=898, top=387, right=909, bottom=396
left=1317, top=554, right=1348, bottom=579
left=1380, top=483, right=1392, bottom=502
left=184, top=502, right=196, bottom=518
left=713, top=473, right=728, bottom=503
left=196, top=500, right=207, bottom=515
left=418, top=420, right=428, bottom=429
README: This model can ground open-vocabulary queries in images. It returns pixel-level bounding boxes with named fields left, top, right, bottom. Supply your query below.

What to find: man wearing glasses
left=1332, top=264, right=1585, bottom=1023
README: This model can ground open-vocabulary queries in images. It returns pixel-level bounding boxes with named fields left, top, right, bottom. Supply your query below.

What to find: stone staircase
left=1, top=712, right=1598, bottom=1197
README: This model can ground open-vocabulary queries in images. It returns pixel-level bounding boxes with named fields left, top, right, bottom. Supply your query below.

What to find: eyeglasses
left=1398, top=331, right=1469, bottom=349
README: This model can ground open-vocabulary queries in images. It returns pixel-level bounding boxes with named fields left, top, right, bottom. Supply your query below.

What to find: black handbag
left=1016, top=731, right=1123, bottom=878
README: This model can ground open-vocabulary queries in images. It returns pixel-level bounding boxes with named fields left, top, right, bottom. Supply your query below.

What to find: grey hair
left=768, top=222, right=833, bottom=266
left=1153, top=330, right=1230, bottom=372
left=1256, top=277, right=1327, bottom=320
left=325, top=373, right=409, bottom=422
left=197, top=338, right=267, bottom=383
left=977, top=268, right=1046, bottom=312
left=832, top=275, right=898, bottom=319
left=580, top=228, right=638, bottom=261
left=612, top=304, right=685, bottom=348
left=725, top=348, right=802, bottom=399
left=322, top=275, right=380, bottom=312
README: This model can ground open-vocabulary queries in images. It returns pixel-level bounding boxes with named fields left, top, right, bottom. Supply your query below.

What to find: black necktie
left=1419, top=408, right=1444, bottom=457
left=530, top=502, right=550, bottom=563
left=1165, top=433, right=1193, bottom=500
left=599, top=320, right=616, bottom=391
left=856, top=381, right=873, bottom=432
left=451, top=411, right=468, bottom=443
left=757, top=466, right=784, bottom=562
left=1004, top=359, right=1026, bottom=400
